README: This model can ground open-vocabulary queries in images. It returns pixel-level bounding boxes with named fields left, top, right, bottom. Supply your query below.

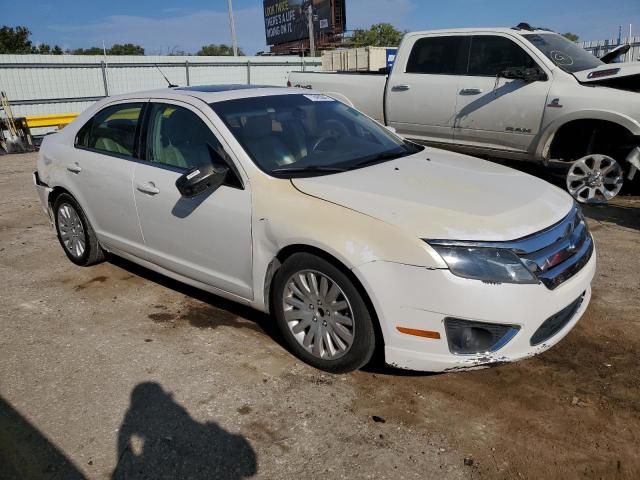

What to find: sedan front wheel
left=273, top=253, right=376, bottom=373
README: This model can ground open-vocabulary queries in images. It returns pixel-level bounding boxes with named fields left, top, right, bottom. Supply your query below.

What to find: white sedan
left=34, top=85, right=596, bottom=373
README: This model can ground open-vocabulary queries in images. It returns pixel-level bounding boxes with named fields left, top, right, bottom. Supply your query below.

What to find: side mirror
left=175, top=162, right=228, bottom=198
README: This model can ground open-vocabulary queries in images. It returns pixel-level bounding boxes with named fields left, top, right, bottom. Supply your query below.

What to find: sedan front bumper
left=353, top=249, right=596, bottom=372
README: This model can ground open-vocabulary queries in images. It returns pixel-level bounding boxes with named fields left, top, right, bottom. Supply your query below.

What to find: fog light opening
left=445, top=318, right=519, bottom=355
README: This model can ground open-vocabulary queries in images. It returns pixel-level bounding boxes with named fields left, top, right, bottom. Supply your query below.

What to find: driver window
left=146, top=103, right=226, bottom=170
left=467, top=35, right=537, bottom=76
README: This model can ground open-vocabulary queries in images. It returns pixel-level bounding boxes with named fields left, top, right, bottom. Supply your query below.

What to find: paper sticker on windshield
left=304, top=94, right=335, bottom=102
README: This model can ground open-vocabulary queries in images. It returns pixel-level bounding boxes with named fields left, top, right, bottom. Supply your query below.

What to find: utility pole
left=307, top=4, right=315, bottom=57
left=227, top=0, right=239, bottom=57
left=630, top=24, right=633, bottom=63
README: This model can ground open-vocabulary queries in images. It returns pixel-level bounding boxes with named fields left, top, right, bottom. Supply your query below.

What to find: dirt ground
left=1, top=152, right=639, bottom=479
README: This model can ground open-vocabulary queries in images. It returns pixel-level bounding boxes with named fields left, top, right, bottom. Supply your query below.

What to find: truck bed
left=288, top=71, right=388, bottom=124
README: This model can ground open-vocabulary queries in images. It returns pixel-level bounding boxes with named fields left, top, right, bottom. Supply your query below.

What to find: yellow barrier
left=25, top=113, right=79, bottom=129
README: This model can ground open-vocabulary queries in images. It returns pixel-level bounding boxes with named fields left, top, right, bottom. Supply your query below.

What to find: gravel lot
left=1, top=152, right=639, bottom=479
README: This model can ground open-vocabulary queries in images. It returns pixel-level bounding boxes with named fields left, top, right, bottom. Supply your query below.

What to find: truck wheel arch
left=538, top=112, right=640, bottom=162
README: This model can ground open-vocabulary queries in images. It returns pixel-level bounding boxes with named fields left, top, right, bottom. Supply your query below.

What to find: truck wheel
left=272, top=253, right=376, bottom=373
left=566, top=154, right=624, bottom=203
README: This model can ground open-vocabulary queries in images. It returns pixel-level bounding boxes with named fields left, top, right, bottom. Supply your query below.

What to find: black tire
left=53, top=193, right=105, bottom=266
left=272, top=252, right=376, bottom=373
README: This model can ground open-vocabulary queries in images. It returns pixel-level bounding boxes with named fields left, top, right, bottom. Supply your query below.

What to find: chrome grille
left=516, top=206, right=593, bottom=289
left=428, top=205, right=593, bottom=290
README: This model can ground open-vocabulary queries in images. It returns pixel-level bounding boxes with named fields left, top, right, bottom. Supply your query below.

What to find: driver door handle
left=460, top=88, right=483, bottom=95
left=136, top=182, right=160, bottom=195
left=391, top=84, right=411, bottom=92
left=66, top=163, right=82, bottom=174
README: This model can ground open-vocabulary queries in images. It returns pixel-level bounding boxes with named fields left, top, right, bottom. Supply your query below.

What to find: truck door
left=453, top=34, right=551, bottom=154
left=386, top=35, right=467, bottom=144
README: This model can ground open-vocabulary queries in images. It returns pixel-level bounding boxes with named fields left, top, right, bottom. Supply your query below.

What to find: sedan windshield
left=523, top=33, right=603, bottom=73
left=210, top=94, right=422, bottom=177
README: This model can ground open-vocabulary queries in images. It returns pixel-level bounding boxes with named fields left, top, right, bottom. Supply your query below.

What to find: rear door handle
left=66, top=163, right=82, bottom=174
left=460, top=88, right=483, bottom=95
left=136, top=182, right=160, bottom=195
left=391, top=84, right=411, bottom=92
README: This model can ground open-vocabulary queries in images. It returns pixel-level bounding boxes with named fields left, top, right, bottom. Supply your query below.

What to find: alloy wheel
left=566, top=154, right=624, bottom=203
left=57, top=203, right=86, bottom=258
left=282, top=270, right=355, bottom=360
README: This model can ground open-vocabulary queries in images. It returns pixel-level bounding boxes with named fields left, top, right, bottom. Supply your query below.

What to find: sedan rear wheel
left=54, top=193, right=105, bottom=266
left=57, top=203, right=86, bottom=258
left=273, top=253, right=376, bottom=373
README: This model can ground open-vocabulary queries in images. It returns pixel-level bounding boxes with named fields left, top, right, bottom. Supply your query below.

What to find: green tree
left=72, top=44, right=145, bottom=55
left=350, top=23, right=405, bottom=48
left=0, top=25, right=33, bottom=54
left=30, top=43, right=63, bottom=54
left=71, top=47, right=104, bottom=55
left=197, top=44, right=245, bottom=56
left=108, top=43, right=145, bottom=55
left=562, top=32, right=579, bottom=42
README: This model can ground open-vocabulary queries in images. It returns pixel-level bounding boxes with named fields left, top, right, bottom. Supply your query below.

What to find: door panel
left=133, top=101, right=253, bottom=299
left=453, top=35, right=551, bottom=153
left=68, top=102, right=145, bottom=253
left=386, top=35, right=467, bottom=143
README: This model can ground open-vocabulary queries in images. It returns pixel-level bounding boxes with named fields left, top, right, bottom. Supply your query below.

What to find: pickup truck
left=289, top=23, right=640, bottom=203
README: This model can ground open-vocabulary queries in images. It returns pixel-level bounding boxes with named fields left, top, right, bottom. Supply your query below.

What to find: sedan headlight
left=428, top=244, right=538, bottom=284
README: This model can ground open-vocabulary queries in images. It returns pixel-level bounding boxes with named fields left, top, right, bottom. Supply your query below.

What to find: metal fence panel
left=0, top=54, right=321, bottom=123
left=579, top=36, right=640, bottom=63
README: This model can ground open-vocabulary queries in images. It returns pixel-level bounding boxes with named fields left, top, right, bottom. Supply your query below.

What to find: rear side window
left=406, top=36, right=466, bottom=75
left=75, top=103, right=143, bottom=157
left=467, top=36, right=537, bottom=76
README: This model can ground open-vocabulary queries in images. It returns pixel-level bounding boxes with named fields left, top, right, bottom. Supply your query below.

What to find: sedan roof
left=107, top=85, right=306, bottom=104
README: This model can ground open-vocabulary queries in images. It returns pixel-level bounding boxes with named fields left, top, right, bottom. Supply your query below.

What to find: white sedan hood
left=292, top=148, right=573, bottom=241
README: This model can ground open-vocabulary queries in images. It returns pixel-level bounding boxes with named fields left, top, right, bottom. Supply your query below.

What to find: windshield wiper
left=271, top=165, right=348, bottom=176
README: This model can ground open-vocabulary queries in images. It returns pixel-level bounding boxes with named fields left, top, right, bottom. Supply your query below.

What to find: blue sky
left=2, top=0, right=639, bottom=54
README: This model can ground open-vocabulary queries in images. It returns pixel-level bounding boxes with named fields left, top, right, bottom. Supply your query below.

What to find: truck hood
left=573, top=62, right=640, bottom=91
left=292, top=148, right=574, bottom=241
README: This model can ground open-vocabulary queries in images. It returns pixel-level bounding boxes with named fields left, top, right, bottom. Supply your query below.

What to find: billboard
left=263, top=0, right=342, bottom=46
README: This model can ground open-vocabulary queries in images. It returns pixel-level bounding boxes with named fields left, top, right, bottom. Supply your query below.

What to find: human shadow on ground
left=112, top=382, right=257, bottom=480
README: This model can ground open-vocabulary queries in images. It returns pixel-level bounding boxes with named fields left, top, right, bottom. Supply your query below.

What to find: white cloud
left=49, top=7, right=269, bottom=55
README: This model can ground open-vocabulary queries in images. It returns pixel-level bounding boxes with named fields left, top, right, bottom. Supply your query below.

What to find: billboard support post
left=227, top=0, right=239, bottom=57
left=308, top=5, right=315, bottom=57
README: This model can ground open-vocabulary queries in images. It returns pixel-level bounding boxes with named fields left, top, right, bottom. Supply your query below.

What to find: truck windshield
left=523, top=33, right=604, bottom=73
left=210, top=94, right=422, bottom=177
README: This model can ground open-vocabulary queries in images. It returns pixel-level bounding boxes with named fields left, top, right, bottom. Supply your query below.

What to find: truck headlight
left=428, top=244, right=538, bottom=284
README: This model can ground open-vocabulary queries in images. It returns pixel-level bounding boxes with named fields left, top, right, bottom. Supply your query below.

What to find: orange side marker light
left=397, top=327, right=441, bottom=339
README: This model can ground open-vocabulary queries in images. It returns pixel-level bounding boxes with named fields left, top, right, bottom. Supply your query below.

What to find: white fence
left=579, top=36, right=640, bottom=63
left=0, top=54, right=321, bottom=118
